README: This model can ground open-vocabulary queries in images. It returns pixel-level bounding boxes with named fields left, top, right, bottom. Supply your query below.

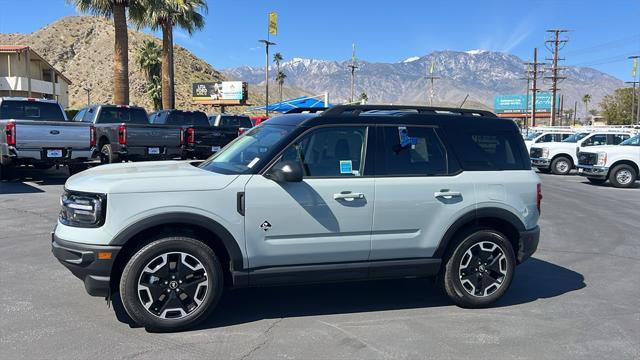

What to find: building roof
left=0, top=45, right=72, bottom=84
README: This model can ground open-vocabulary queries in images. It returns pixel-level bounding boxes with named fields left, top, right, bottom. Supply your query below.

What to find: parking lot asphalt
left=1, top=167, right=639, bottom=360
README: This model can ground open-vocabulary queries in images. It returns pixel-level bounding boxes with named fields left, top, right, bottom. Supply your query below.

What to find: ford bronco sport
left=52, top=105, right=541, bottom=331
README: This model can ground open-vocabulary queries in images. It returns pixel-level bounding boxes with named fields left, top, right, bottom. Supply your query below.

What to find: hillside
left=225, top=51, right=624, bottom=117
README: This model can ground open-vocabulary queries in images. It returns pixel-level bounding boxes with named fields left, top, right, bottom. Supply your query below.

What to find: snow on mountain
left=402, top=56, right=421, bottom=63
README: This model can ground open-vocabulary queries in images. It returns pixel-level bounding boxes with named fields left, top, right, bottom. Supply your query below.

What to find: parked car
left=577, top=134, right=640, bottom=187
left=1, top=97, right=93, bottom=179
left=250, top=116, right=269, bottom=127
left=523, top=130, right=575, bottom=151
left=209, top=113, right=253, bottom=135
left=529, top=130, right=633, bottom=175
left=72, top=105, right=182, bottom=163
left=149, top=110, right=237, bottom=159
left=52, top=105, right=541, bottom=331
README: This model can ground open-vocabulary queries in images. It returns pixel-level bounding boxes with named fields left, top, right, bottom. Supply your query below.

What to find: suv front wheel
left=441, top=229, right=515, bottom=308
left=119, top=236, right=224, bottom=331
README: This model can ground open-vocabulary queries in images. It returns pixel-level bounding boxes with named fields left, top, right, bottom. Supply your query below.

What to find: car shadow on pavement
left=580, top=180, right=639, bottom=189
left=112, top=257, right=585, bottom=331
left=0, top=180, right=45, bottom=194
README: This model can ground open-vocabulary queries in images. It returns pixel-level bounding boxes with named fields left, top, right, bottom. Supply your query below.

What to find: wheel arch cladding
left=109, top=213, right=244, bottom=291
left=434, top=207, right=524, bottom=261
left=611, top=160, right=639, bottom=175
left=552, top=153, right=573, bottom=166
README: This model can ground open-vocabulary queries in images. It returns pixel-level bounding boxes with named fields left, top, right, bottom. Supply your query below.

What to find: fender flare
left=110, top=212, right=245, bottom=271
left=433, top=207, right=526, bottom=258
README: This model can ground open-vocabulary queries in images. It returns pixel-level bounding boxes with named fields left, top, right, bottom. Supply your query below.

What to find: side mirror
left=268, top=161, right=303, bottom=182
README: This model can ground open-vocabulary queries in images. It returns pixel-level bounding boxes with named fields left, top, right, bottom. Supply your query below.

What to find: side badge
left=260, top=221, right=272, bottom=232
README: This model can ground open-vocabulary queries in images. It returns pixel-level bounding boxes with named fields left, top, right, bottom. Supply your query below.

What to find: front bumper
left=576, top=165, right=609, bottom=179
left=51, top=233, right=121, bottom=297
left=517, top=226, right=540, bottom=264
left=530, top=158, right=551, bottom=169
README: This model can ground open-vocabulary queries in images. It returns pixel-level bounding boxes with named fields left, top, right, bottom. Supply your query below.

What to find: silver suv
left=52, top=105, right=541, bottom=331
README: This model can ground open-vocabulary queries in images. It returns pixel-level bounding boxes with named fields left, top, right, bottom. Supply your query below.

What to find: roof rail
left=284, top=107, right=328, bottom=114
left=320, top=104, right=497, bottom=118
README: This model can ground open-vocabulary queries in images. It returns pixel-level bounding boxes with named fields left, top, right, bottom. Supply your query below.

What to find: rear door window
left=583, top=134, right=607, bottom=147
left=610, top=134, right=630, bottom=145
left=378, top=126, right=449, bottom=176
left=446, top=129, right=527, bottom=170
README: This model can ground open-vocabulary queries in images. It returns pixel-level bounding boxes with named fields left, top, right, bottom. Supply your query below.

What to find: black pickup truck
left=72, top=105, right=182, bottom=163
left=149, top=110, right=240, bottom=159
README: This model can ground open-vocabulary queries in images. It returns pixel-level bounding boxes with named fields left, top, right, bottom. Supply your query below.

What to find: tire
left=441, top=228, right=516, bottom=308
left=587, top=177, right=607, bottom=185
left=68, top=164, right=88, bottom=176
left=551, top=156, right=572, bottom=175
left=100, top=143, right=120, bottom=164
left=537, top=168, right=551, bottom=174
left=119, top=236, right=223, bottom=332
left=0, top=163, right=15, bottom=181
left=608, top=164, right=637, bottom=188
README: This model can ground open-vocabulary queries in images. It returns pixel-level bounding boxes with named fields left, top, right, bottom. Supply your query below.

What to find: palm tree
left=136, top=40, right=162, bottom=110
left=273, top=52, right=283, bottom=73
left=275, top=70, right=286, bottom=102
left=582, top=94, right=592, bottom=124
left=69, top=0, right=145, bottom=105
left=131, top=0, right=208, bottom=110
left=147, top=75, right=163, bottom=111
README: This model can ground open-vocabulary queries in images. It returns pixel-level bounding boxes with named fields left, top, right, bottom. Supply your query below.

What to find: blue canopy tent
left=250, top=95, right=333, bottom=113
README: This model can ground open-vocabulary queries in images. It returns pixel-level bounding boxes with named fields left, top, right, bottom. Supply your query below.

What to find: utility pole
left=628, top=55, right=639, bottom=124
left=348, top=43, right=358, bottom=103
left=625, top=80, right=638, bottom=123
left=519, top=63, right=532, bottom=131
left=545, top=29, right=568, bottom=126
left=259, top=39, right=276, bottom=117
left=83, top=85, right=92, bottom=107
left=573, top=100, right=578, bottom=126
left=424, top=62, right=440, bottom=106
left=559, top=94, right=564, bottom=126
left=529, top=48, right=545, bottom=127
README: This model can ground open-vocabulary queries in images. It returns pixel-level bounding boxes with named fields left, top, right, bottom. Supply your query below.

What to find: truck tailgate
left=14, top=121, right=91, bottom=149
left=195, top=127, right=237, bottom=147
left=125, top=125, right=182, bottom=148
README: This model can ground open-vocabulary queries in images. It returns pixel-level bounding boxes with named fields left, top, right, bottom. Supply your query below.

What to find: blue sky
left=0, top=0, right=639, bottom=80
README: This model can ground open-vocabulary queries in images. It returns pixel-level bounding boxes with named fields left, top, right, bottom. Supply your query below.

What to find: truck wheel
left=609, top=164, right=637, bottom=188
left=441, top=228, right=515, bottom=308
left=0, top=164, right=15, bottom=181
left=119, top=236, right=223, bottom=332
left=587, top=177, right=606, bottom=185
left=100, top=144, right=120, bottom=164
left=551, top=156, right=572, bottom=175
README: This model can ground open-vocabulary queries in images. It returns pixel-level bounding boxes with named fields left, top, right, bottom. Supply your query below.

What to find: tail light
left=536, top=183, right=542, bottom=214
left=238, top=128, right=247, bottom=136
left=117, top=123, right=127, bottom=145
left=186, top=128, right=196, bottom=145
left=180, top=128, right=185, bottom=145
left=89, top=125, right=97, bottom=147
left=5, top=121, right=16, bottom=146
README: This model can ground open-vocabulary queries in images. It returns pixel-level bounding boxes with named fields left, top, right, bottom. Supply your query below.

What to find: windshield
left=620, top=134, right=640, bottom=146
left=562, top=132, right=589, bottom=143
left=524, top=132, right=541, bottom=141
left=97, top=107, right=149, bottom=124
left=0, top=100, right=65, bottom=121
left=198, top=124, right=294, bottom=174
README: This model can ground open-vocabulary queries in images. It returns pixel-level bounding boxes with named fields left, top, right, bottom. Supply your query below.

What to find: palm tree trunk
left=161, top=20, right=175, bottom=110
left=113, top=2, right=129, bottom=105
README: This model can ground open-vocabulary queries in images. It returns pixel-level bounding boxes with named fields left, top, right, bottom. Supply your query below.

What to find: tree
left=600, top=88, right=635, bottom=125
left=359, top=92, right=368, bottom=104
left=273, top=52, right=283, bottom=73
left=131, top=0, right=208, bottom=110
left=582, top=94, right=592, bottom=124
left=275, top=71, right=286, bottom=102
left=70, top=0, right=146, bottom=105
left=136, top=40, right=162, bottom=110
left=563, top=108, right=574, bottom=124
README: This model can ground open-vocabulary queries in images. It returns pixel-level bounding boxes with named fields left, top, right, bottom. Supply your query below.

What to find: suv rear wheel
left=609, top=164, right=637, bottom=188
left=442, top=229, right=515, bottom=308
left=119, top=236, right=223, bottom=331
left=551, top=156, right=572, bottom=175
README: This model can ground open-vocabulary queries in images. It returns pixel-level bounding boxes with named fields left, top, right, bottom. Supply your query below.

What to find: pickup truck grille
left=530, top=148, right=542, bottom=158
left=578, top=152, right=598, bottom=165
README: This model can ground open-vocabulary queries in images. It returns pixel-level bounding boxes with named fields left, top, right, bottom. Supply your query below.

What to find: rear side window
left=97, top=107, right=149, bottom=124
left=218, top=116, right=252, bottom=128
left=446, top=129, right=527, bottom=170
left=378, top=126, right=449, bottom=176
left=611, top=134, right=630, bottom=145
left=582, top=134, right=607, bottom=147
left=0, top=101, right=65, bottom=121
left=164, top=111, right=209, bottom=126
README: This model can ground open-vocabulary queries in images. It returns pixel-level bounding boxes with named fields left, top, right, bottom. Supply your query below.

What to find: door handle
left=333, top=192, right=365, bottom=200
left=434, top=191, right=462, bottom=199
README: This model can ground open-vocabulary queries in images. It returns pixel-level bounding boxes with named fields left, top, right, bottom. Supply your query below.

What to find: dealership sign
left=192, top=81, right=248, bottom=105
left=493, top=92, right=558, bottom=114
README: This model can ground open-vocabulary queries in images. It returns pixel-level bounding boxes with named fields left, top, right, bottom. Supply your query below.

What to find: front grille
left=530, top=148, right=542, bottom=158
left=578, top=152, right=597, bottom=165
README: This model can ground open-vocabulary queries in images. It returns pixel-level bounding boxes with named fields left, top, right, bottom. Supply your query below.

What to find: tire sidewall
left=551, top=156, right=571, bottom=175
left=444, top=229, right=515, bottom=307
left=609, top=165, right=637, bottom=188
left=119, top=237, right=223, bottom=332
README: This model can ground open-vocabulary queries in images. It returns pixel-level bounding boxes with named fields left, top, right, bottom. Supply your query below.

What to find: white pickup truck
left=523, top=130, right=575, bottom=151
left=576, top=134, right=640, bottom=187
left=0, top=97, right=93, bottom=180
left=529, top=131, right=634, bottom=175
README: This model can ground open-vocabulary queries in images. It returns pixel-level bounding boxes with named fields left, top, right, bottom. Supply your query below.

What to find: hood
left=65, top=161, right=238, bottom=194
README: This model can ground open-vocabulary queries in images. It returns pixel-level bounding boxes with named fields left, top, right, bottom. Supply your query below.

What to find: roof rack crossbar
left=320, top=105, right=497, bottom=118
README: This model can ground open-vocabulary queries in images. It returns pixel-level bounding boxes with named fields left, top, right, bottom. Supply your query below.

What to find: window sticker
left=398, top=126, right=417, bottom=148
left=339, top=160, right=353, bottom=174
left=247, top=157, right=260, bottom=168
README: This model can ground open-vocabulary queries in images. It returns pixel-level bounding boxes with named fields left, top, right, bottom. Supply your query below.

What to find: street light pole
left=629, top=56, right=639, bottom=124
left=83, top=85, right=92, bottom=107
left=259, top=40, right=276, bottom=117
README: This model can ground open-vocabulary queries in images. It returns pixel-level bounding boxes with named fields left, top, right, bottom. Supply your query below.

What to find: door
left=244, top=126, right=374, bottom=268
left=370, top=125, right=477, bottom=260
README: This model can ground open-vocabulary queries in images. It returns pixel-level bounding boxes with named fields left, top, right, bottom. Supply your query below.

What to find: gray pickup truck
left=72, top=105, right=182, bottom=163
left=1, top=97, right=93, bottom=180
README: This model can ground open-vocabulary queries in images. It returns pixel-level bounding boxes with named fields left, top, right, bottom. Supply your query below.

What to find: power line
left=347, top=43, right=358, bottom=103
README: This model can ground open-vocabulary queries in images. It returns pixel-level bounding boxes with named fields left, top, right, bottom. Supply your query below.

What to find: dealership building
left=0, top=45, right=71, bottom=108
left=494, top=92, right=557, bottom=126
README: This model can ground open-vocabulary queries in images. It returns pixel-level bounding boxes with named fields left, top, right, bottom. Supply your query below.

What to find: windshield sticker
left=247, top=157, right=260, bottom=168
left=398, top=126, right=417, bottom=148
left=340, top=160, right=353, bottom=174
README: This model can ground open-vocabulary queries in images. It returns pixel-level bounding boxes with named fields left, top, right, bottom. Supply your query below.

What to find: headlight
left=59, top=190, right=106, bottom=227
left=596, top=152, right=607, bottom=167
left=541, top=147, right=549, bottom=158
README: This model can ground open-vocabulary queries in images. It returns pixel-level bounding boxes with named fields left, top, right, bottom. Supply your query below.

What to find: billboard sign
left=494, top=92, right=557, bottom=114
left=192, top=81, right=248, bottom=105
